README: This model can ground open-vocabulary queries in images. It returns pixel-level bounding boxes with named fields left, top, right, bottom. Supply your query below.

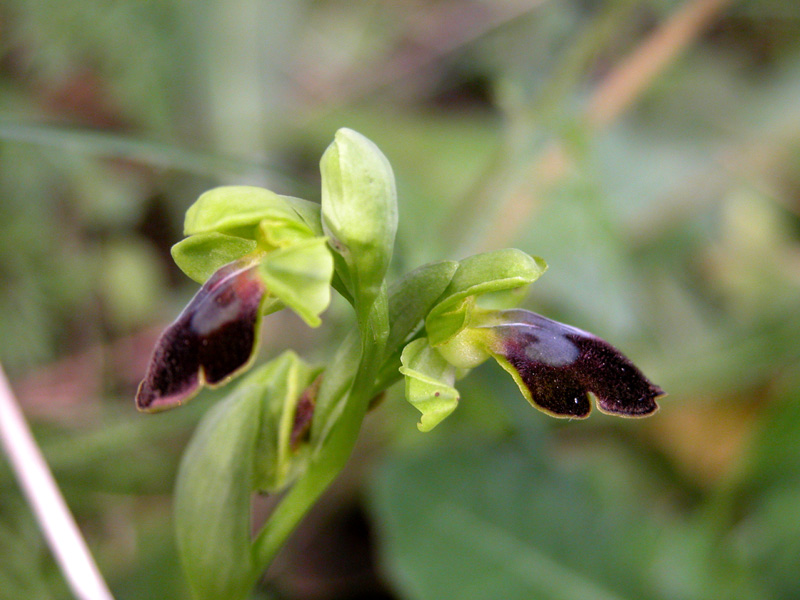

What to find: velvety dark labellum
left=484, top=309, right=664, bottom=418
left=136, top=260, right=266, bottom=412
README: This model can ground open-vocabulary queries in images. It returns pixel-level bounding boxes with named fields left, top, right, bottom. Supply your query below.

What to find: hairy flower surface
left=136, top=259, right=266, bottom=412
left=479, top=309, right=664, bottom=418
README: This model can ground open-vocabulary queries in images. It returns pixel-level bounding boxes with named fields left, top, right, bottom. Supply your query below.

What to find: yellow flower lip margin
left=476, top=308, right=665, bottom=418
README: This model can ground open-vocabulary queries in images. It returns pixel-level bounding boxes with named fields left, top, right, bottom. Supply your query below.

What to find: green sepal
left=252, top=351, right=322, bottom=493
left=171, top=232, right=258, bottom=284
left=399, top=338, right=459, bottom=432
left=257, top=237, right=334, bottom=327
left=386, top=260, right=459, bottom=356
left=174, top=377, right=261, bottom=600
left=183, top=186, right=313, bottom=237
left=320, top=128, right=398, bottom=320
left=426, top=249, right=547, bottom=346
left=256, top=217, right=315, bottom=250
left=282, top=195, right=325, bottom=237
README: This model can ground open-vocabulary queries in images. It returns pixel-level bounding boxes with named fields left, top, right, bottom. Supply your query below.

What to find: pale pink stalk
left=0, top=364, right=115, bottom=600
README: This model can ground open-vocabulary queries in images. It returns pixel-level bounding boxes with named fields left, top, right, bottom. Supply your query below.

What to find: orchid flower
left=401, top=249, right=663, bottom=430
left=136, top=186, right=334, bottom=412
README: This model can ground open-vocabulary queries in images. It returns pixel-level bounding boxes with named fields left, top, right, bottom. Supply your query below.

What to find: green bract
left=250, top=352, right=321, bottom=493
left=174, top=373, right=261, bottom=600
left=320, top=128, right=398, bottom=322
left=386, top=260, right=459, bottom=356
left=175, top=353, right=320, bottom=600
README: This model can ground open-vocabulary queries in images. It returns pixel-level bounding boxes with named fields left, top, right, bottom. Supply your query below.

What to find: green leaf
left=426, top=249, right=547, bottom=346
left=399, top=338, right=459, bottom=432
left=171, top=232, right=258, bottom=283
left=258, top=236, right=334, bottom=327
left=174, top=380, right=261, bottom=600
left=370, top=440, right=664, bottom=600
left=320, top=128, right=398, bottom=318
left=183, top=186, right=309, bottom=237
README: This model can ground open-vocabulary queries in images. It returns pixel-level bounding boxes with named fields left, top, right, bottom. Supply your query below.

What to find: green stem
left=250, top=286, right=389, bottom=574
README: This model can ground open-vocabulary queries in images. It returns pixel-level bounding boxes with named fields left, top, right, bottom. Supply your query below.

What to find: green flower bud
left=320, top=128, right=398, bottom=316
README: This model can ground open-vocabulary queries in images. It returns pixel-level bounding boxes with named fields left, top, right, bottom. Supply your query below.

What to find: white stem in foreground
left=0, top=364, right=115, bottom=600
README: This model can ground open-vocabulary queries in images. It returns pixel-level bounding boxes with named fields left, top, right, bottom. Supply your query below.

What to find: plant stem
left=251, top=287, right=390, bottom=574
left=0, top=364, right=115, bottom=600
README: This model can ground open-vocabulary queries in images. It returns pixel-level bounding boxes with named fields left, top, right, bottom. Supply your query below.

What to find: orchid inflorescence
left=135, top=128, right=664, bottom=600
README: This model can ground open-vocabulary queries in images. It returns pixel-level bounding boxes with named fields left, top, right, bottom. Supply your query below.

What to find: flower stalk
left=134, top=128, right=664, bottom=600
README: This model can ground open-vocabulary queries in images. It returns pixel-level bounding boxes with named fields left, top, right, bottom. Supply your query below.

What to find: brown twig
left=478, top=0, right=736, bottom=252
left=586, top=0, right=736, bottom=128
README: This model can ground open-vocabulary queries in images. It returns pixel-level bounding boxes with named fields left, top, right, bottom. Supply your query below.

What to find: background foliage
left=1, top=0, right=800, bottom=598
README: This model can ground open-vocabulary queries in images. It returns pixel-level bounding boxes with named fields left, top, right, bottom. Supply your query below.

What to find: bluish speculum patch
left=479, top=309, right=664, bottom=418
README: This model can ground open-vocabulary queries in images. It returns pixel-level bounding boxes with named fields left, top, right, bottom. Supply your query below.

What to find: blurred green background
left=2, top=0, right=800, bottom=598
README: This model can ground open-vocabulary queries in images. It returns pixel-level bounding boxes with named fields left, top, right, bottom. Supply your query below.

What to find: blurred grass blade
left=0, top=119, right=296, bottom=184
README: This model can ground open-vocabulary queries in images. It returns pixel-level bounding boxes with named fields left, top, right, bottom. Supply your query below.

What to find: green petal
left=399, top=338, right=460, bottom=432
left=258, top=237, right=334, bottom=327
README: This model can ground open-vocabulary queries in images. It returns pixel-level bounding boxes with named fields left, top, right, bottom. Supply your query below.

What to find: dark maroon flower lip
left=135, top=259, right=267, bottom=412
left=480, top=309, right=665, bottom=418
